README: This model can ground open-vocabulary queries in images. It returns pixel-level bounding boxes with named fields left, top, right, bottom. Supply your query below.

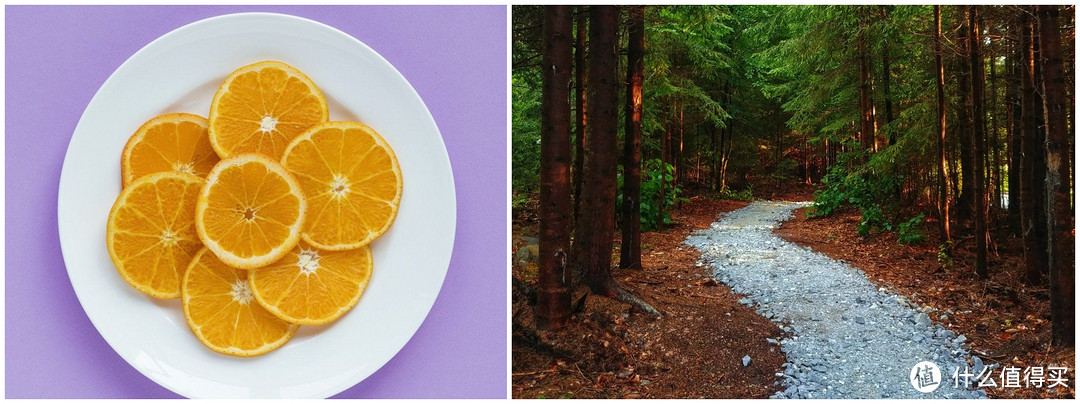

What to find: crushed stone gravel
left=685, top=200, right=986, bottom=399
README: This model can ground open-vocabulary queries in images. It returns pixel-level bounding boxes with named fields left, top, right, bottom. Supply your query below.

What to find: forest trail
left=686, top=201, right=986, bottom=399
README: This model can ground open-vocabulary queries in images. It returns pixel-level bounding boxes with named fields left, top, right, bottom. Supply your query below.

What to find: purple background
left=5, top=6, right=506, bottom=399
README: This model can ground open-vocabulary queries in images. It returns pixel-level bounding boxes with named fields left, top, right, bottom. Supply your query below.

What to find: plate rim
left=56, top=11, right=457, bottom=398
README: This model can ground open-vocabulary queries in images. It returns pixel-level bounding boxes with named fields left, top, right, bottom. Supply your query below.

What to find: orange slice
left=250, top=241, right=373, bottom=325
left=195, top=154, right=306, bottom=269
left=182, top=248, right=299, bottom=356
left=208, top=60, right=328, bottom=160
left=106, top=172, right=204, bottom=299
left=121, top=113, right=220, bottom=187
left=281, top=121, right=402, bottom=250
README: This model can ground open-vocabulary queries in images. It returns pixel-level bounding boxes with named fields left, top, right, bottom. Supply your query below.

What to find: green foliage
left=896, top=214, right=926, bottom=245
left=810, top=157, right=924, bottom=245
left=772, top=159, right=798, bottom=182
left=511, top=193, right=531, bottom=211
left=858, top=204, right=887, bottom=237
left=937, top=241, right=954, bottom=268
left=618, top=159, right=687, bottom=231
left=718, top=186, right=755, bottom=201
left=511, top=70, right=542, bottom=194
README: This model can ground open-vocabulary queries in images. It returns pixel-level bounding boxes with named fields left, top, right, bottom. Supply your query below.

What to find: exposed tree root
left=613, top=286, right=663, bottom=317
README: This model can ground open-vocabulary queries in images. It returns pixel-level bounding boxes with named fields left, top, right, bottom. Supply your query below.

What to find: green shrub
left=810, top=152, right=924, bottom=245
left=618, top=158, right=687, bottom=231
left=511, top=193, right=531, bottom=211
left=718, top=186, right=754, bottom=202
left=511, top=71, right=541, bottom=194
left=896, top=214, right=926, bottom=245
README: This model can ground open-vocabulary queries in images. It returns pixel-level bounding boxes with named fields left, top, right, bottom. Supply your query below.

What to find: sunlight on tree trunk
left=934, top=5, right=950, bottom=243
left=619, top=5, right=645, bottom=270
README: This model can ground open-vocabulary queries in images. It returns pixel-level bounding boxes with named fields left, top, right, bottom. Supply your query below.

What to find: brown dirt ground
left=511, top=196, right=786, bottom=399
left=775, top=207, right=1075, bottom=399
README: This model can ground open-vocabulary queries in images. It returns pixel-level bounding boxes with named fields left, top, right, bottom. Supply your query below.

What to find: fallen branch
left=512, top=369, right=558, bottom=377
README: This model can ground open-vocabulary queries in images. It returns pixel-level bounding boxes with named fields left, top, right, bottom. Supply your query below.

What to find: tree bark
left=676, top=100, right=685, bottom=192
left=880, top=6, right=896, bottom=146
left=955, top=6, right=974, bottom=227
left=1007, top=24, right=1023, bottom=234
left=934, top=5, right=951, bottom=242
left=968, top=6, right=988, bottom=279
left=989, top=34, right=1002, bottom=211
left=572, top=7, right=587, bottom=223
left=619, top=5, right=644, bottom=270
left=1036, top=4, right=1074, bottom=348
left=536, top=5, right=573, bottom=329
left=573, top=5, right=659, bottom=316
left=804, top=132, right=811, bottom=185
left=1020, top=8, right=1049, bottom=286
left=857, top=19, right=875, bottom=153
left=721, top=118, right=733, bottom=192
left=658, top=101, right=669, bottom=231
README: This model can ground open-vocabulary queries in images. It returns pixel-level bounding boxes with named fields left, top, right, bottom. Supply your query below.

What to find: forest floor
left=512, top=196, right=786, bottom=398
left=775, top=206, right=1075, bottom=399
left=511, top=181, right=1073, bottom=399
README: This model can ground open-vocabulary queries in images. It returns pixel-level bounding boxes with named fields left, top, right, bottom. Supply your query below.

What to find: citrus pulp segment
left=182, top=248, right=299, bottom=357
left=281, top=121, right=402, bottom=250
left=121, top=113, right=220, bottom=187
left=195, top=154, right=306, bottom=269
left=106, top=172, right=204, bottom=299
left=249, top=242, right=373, bottom=325
left=208, top=60, right=328, bottom=160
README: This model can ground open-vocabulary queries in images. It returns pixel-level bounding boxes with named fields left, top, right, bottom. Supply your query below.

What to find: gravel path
left=685, top=201, right=986, bottom=399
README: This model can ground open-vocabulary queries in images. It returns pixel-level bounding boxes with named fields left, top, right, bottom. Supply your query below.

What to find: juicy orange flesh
left=185, top=250, right=295, bottom=352
left=201, top=162, right=302, bottom=259
left=287, top=126, right=399, bottom=247
left=251, top=243, right=372, bottom=322
left=127, top=119, right=218, bottom=183
left=110, top=175, right=203, bottom=296
left=213, top=67, right=326, bottom=159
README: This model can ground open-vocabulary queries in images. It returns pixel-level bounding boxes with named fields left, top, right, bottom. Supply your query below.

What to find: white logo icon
left=911, top=361, right=942, bottom=393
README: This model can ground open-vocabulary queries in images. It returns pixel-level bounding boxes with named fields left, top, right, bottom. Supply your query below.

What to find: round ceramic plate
left=57, top=13, right=455, bottom=398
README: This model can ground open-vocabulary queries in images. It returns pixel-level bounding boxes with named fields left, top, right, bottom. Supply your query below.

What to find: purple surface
left=5, top=5, right=507, bottom=399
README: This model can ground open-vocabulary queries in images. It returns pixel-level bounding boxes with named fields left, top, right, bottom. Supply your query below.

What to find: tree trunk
left=658, top=102, right=669, bottom=231
left=1020, top=8, right=1049, bottom=286
left=988, top=32, right=999, bottom=211
left=857, top=21, right=875, bottom=153
left=721, top=119, right=732, bottom=192
left=536, top=5, right=573, bottom=330
left=935, top=5, right=951, bottom=242
left=968, top=6, right=988, bottom=279
left=775, top=110, right=784, bottom=193
left=804, top=132, right=810, bottom=185
left=572, top=7, right=587, bottom=224
left=619, top=5, right=644, bottom=270
left=573, top=5, right=659, bottom=316
left=712, top=123, right=721, bottom=191
left=1036, top=4, right=1074, bottom=348
left=675, top=99, right=684, bottom=190
left=955, top=6, right=974, bottom=228
left=1007, top=25, right=1022, bottom=234
left=881, top=6, right=896, bottom=146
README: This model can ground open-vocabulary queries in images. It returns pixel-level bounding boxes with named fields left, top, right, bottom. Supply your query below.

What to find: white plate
left=57, top=13, right=455, bottom=398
